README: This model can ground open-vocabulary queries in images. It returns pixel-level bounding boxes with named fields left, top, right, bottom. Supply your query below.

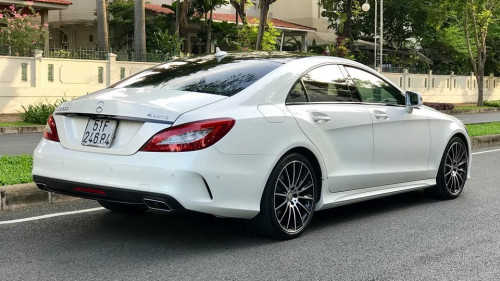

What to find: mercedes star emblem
left=96, top=101, right=104, bottom=113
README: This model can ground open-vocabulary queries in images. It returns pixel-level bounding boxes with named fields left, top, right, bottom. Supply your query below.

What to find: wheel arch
left=282, top=146, right=324, bottom=203
left=450, top=132, right=470, bottom=152
left=449, top=131, right=472, bottom=179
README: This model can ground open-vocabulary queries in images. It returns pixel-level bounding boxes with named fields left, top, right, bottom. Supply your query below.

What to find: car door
left=286, top=64, right=374, bottom=192
left=344, top=66, right=431, bottom=187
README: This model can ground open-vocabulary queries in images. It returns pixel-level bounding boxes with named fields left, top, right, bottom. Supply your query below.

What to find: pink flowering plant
left=0, top=3, right=48, bottom=56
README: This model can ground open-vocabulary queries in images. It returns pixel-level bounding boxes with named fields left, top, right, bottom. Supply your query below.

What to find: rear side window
left=286, top=81, right=308, bottom=103
left=297, top=65, right=360, bottom=102
left=112, top=58, right=282, bottom=97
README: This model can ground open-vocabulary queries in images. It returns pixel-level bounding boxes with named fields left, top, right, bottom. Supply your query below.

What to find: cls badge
left=96, top=101, right=104, bottom=113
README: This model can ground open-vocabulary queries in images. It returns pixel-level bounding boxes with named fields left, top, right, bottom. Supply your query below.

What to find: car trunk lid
left=53, top=88, right=226, bottom=155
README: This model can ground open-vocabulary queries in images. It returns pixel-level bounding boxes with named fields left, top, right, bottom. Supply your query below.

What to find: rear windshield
left=112, top=57, right=283, bottom=97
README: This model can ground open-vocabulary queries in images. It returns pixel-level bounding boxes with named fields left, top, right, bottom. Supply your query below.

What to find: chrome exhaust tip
left=143, top=198, right=173, bottom=212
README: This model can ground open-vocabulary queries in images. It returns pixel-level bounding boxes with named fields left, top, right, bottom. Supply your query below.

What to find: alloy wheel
left=273, top=160, right=315, bottom=234
left=444, top=141, right=468, bottom=195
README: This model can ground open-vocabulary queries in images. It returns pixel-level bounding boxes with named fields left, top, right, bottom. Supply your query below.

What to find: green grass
left=0, top=155, right=33, bottom=186
left=0, top=121, right=39, bottom=127
left=465, top=122, right=500, bottom=137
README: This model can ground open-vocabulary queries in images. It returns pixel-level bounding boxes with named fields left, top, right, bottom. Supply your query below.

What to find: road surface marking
left=472, top=148, right=500, bottom=155
left=0, top=207, right=105, bottom=225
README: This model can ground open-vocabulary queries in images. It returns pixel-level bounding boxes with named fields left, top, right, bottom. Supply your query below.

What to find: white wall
left=0, top=53, right=157, bottom=114
left=384, top=71, right=500, bottom=103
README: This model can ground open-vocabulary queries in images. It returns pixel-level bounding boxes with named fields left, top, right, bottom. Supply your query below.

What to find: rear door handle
left=310, top=112, right=331, bottom=123
left=374, top=110, right=389, bottom=120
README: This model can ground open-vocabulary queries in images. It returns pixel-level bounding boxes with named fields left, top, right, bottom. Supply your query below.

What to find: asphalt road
left=0, top=133, right=42, bottom=155
left=453, top=111, right=500, bottom=124
left=1, top=146, right=500, bottom=281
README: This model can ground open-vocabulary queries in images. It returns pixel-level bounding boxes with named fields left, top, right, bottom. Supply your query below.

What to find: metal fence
left=0, top=46, right=33, bottom=57
left=45, top=48, right=107, bottom=60
left=114, top=51, right=170, bottom=62
left=0, top=46, right=170, bottom=63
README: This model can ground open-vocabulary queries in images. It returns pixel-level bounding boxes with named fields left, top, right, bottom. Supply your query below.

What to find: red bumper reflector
left=74, top=187, right=106, bottom=195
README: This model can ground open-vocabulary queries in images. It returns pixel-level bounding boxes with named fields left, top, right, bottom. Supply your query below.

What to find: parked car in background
left=33, top=52, right=471, bottom=239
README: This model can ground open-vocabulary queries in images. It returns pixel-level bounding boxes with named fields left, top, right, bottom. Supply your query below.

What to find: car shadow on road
left=309, top=190, right=441, bottom=231
left=72, top=190, right=443, bottom=248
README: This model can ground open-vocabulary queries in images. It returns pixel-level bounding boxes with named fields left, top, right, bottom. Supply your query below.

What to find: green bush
left=20, top=99, right=66, bottom=125
left=484, top=100, right=500, bottom=107
left=423, top=102, right=455, bottom=111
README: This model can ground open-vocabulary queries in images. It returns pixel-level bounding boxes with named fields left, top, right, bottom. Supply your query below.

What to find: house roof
left=211, top=13, right=316, bottom=32
left=0, top=0, right=71, bottom=11
left=145, top=3, right=173, bottom=15
left=144, top=4, right=315, bottom=32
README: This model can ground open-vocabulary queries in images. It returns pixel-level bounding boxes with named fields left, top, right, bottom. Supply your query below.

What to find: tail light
left=141, top=118, right=235, bottom=152
left=43, top=114, right=60, bottom=142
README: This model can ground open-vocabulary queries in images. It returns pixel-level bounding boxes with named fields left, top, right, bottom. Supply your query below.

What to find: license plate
left=81, top=118, right=118, bottom=148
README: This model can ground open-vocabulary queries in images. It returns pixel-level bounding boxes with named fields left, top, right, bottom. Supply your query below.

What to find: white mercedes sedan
left=33, top=52, right=471, bottom=239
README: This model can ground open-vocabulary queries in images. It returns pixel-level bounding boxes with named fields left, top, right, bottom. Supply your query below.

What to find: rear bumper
left=33, top=175, right=185, bottom=211
left=32, top=139, right=277, bottom=219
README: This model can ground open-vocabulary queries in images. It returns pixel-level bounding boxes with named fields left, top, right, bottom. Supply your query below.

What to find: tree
left=108, top=0, right=172, bottom=53
left=96, top=0, right=109, bottom=51
left=240, top=20, right=280, bottom=51
left=230, top=0, right=250, bottom=25
left=108, top=0, right=135, bottom=51
left=134, top=0, right=146, bottom=57
left=193, top=0, right=228, bottom=54
left=428, top=0, right=500, bottom=106
left=319, top=0, right=361, bottom=47
left=357, top=0, right=431, bottom=49
left=0, top=4, right=48, bottom=56
left=256, top=0, right=278, bottom=50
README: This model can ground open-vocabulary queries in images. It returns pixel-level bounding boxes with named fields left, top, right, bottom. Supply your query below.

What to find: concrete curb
left=0, top=125, right=45, bottom=135
left=0, top=135, right=499, bottom=212
left=0, top=183, right=80, bottom=212
left=471, top=135, right=500, bottom=149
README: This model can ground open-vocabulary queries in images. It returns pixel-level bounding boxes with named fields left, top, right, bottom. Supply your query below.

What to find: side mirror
left=405, top=91, right=423, bottom=113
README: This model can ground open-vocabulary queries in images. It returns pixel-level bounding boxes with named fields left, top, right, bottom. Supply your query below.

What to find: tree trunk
left=180, top=0, right=190, bottom=53
left=476, top=59, right=485, bottom=106
left=206, top=9, right=213, bottom=54
left=343, top=0, right=353, bottom=36
left=477, top=75, right=484, bottom=106
left=343, top=0, right=353, bottom=49
left=96, top=0, right=109, bottom=51
left=256, top=2, right=269, bottom=50
left=231, top=0, right=247, bottom=25
left=134, top=0, right=146, bottom=59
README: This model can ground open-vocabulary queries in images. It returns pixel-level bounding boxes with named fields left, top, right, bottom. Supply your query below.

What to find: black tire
left=426, top=136, right=468, bottom=199
left=98, top=200, right=148, bottom=213
left=253, top=153, right=318, bottom=240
